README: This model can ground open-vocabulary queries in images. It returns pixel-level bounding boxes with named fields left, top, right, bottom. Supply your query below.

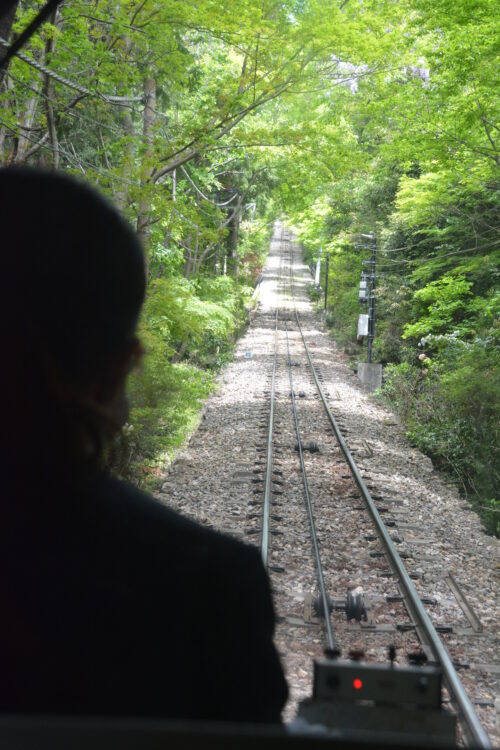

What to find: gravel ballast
left=155, top=224, right=499, bottom=744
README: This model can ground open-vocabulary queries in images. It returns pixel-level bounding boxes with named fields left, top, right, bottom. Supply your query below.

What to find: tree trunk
left=172, top=340, right=188, bottom=363
left=13, top=5, right=64, bottom=165
left=136, top=76, right=156, bottom=278
left=183, top=234, right=192, bottom=279
left=15, top=89, right=41, bottom=163
left=0, top=76, right=12, bottom=163
left=0, top=1, right=19, bottom=85
left=43, top=9, right=60, bottom=169
left=163, top=169, right=176, bottom=253
left=115, top=111, right=135, bottom=212
left=230, top=204, right=241, bottom=273
left=0, top=0, right=18, bottom=161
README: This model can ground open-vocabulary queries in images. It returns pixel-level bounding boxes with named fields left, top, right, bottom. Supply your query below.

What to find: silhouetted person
left=0, top=168, right=287, bottom=722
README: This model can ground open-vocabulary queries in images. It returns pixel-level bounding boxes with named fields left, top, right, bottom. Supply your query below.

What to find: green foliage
left=480, top=499, right=500, bottom=538
left=193, top=274, right=253, bottom=366
left=107, top=291, right=213, bottom=488
left=381, top=345, right=500, bottom=536
left=403, top=275, right=472, bottom=339
left=237, top=216, right=274, bottom=284
left=4, top=0, right=498, bottom=526
left=323, top=244, right=364, bottom=349
left=112, top=359, right=213, bottom=491
left=108, top=271, right=253, bottom=487
left=278, top=0, right=500, bottom=533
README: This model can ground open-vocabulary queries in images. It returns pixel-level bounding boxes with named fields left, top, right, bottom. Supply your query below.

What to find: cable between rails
left=261, top=306, right=278, bottom=568
left=286, top=234, right=491, bottom=749
left=283, top=237, right=336, bottom=655
left=261, top=226, right=285, bottom=567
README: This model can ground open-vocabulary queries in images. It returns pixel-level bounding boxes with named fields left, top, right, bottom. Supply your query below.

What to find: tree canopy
left=1, top=0, right=498, bottom=530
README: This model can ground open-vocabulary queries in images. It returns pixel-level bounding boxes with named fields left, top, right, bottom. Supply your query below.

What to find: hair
left=0, top=167, right=146, bottom=477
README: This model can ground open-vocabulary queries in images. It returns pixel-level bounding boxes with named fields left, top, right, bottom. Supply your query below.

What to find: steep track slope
left=156, top=224, right=499, bottom=744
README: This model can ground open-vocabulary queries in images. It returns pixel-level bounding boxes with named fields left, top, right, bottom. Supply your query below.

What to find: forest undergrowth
left=304, top=218, right=499, bottom=537
left=108, top=240, right=267, bottom=493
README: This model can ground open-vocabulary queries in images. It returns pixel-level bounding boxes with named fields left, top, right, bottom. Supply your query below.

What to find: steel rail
left=261, top=306, right=278, bottom=568
left=261, top=227, right=285, bottom=566
left=286, top=238, right=491, bottom=749
left=282, top=245, right=336, bottom=654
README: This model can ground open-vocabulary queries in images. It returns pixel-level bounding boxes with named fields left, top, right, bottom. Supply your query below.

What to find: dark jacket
left=1, top=471, right=288, bottom=722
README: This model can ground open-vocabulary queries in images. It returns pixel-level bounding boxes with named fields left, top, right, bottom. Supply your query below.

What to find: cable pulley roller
left=346, top=588, right=367, bottom=622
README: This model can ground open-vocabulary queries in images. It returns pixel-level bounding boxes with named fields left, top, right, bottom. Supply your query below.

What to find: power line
left=6, top=72, right=130, bottom=137
left=373, top=225, right=499, bottom=255
left=0, top=36, right=143, bottom=104
left=0, top=0, right=63, bottom=70
left=374, top=238, right=500, bottom=266
left=0, top=114, right=139, bottom=188
left=180, top=165, right=238, bottom=206
left=3, top=40, right=180, bottom=142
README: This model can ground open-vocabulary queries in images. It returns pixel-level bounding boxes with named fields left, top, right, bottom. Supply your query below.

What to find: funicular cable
left=284, top=229, right=336, bottom=655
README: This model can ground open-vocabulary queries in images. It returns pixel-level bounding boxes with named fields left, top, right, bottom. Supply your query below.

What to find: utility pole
left=365, top=235, right=376, bottom=364
left=356, top=233, right=382, bottom=391
left=324, top=252, right=330, bottom=311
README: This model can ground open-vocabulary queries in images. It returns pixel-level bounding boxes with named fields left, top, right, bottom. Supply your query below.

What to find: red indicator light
left=353, top=678, right=363, bottom=690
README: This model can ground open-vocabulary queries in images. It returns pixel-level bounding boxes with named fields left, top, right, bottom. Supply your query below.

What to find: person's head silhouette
left=0, top=167, right=146, bottom=480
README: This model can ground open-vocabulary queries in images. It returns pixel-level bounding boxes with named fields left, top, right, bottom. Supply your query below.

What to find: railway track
left=157, top=223, right=499, bottom=746
left=254, top=226, right=491, bottom=746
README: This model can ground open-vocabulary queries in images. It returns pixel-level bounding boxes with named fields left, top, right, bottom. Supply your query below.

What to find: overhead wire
left=0, top=0, right=63, bottom=70
left=5, top=71, right=130, bottom=138
left=365, top=224, right=499, bottom=256
left=374, top=238, right=500, bottom=267
left=180, top=165, right=238, bottom=206
left=0, top=113, right=139, bottom=188
left=0, top=36, right=142, bottom=103
left=1, top=109, right=244, bottom=224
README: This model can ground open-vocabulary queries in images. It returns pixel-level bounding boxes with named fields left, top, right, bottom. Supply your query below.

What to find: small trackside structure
left=298, top=658, right=456, bottom=747
left=357, top=362, right=383, bottom=391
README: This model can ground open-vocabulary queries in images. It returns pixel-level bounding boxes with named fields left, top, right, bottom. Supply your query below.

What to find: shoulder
left=89, top=473, right=276, bottom=632
left=66, top=473, right=286, bottom=721
left=87, top=472, right=266, bottom=580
